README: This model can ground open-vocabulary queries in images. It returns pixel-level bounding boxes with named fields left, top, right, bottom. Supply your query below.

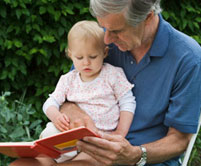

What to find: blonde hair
left=67, top=20, right=105, bottom=53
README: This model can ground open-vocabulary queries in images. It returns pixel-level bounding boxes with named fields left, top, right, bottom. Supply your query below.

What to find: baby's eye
left=76, top=56, right=83, bottom=60
left=89, top=55, right=97, bottom=59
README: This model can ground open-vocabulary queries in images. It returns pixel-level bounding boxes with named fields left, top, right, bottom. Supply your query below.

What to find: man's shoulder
left=158, top=14, right=201, bottom=62
left=168, top=30, right=201, bottom=67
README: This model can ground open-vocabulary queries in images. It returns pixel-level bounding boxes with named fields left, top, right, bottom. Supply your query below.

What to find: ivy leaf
left=162, top=11, right=169, bottom=20
left=66, top=5, right=74, bottom=15
left=0, top=126, right=7, bottom=133
left=0, top=70, right=7, bottom=80
left=16, top=9, right=22, bottom=19
left=47, top=5, right=55, bottom=14
left=39, top=49, right=47, bottom=56
left=19, top=64, right=27, bottom=75
left=43, top=35, right=56, bottom=43
left=39, top=6, right=46, bottom=14
left=17, top=114, right=23, bottom=121
left=29, top=48, right=38, bottom=55
left=4, top=40, right=13, bottom=49
left=54, top=11, right=61, bottom=21
left=0, top=7, right=7, bottom=18
left=58, top=27, right=65, bottom=36
left=30, top=120, right=42, bottom=129
left=26, top=24, right=32, bottom=33
left=14, top=40, right=23, bottom=48
left=193, top=22, right=199, bottom=29
left=182, top=20, right=187, bottom=30
left=195, top=17, right=201, bottom=23
left=9, top=126, right=25, bottom=139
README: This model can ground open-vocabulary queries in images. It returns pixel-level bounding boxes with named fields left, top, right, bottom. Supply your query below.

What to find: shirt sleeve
left=164, top=62, right=201, bottom=133
left=119, top=90, right=136, bottom=114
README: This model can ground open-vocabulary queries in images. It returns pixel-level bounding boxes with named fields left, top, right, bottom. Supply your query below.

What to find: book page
left=0, top=142, right=34, bottom=146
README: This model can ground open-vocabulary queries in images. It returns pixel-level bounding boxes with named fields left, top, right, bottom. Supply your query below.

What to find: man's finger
left=77, top=139, right=116, bottom=165
left=86, top=132, right=122, bottom=143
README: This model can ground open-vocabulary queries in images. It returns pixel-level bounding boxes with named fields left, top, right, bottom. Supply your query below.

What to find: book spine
left=32, top=143, right=60, bottom=158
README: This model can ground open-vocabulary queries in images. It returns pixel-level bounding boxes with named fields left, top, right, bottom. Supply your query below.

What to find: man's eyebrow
left=97, top=22, right=123, bottom=32
left=97, top=22, right=103, bottom=28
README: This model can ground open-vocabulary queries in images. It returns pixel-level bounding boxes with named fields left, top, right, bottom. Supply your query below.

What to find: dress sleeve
left=119, top=90, right=136, bottom=114
left=42, top=97, right=60, bottom=115
left=109, top=67, right=134, bottom=101
left=49, top=74, right=69, bottom=106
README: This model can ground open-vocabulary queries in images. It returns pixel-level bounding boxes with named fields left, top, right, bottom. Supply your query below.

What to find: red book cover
left=0, top=126, right=99, bottom=158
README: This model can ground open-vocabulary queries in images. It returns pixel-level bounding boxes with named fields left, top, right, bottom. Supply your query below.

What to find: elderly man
left=10, top=0, right=201, bottom=166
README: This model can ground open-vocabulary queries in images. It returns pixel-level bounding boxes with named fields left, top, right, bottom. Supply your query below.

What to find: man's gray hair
left=90, top=0, right=162, bottom=27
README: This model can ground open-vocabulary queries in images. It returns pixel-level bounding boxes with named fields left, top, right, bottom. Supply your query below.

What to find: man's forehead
left=97, top=13, right=126, bottom=30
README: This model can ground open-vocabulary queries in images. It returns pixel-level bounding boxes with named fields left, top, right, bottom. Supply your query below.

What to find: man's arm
left=76, top=127, right=192, bottom=165
left=60, top=102, right=98, bottom=133
left=144, top=127, right=192, bottom=163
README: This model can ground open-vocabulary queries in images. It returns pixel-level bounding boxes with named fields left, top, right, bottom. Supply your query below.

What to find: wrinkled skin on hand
left=77, top=132, right=141, bottom=166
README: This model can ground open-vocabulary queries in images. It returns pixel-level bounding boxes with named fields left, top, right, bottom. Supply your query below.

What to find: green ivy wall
left=0, top=0, right=93, bottom=120
left=0, top=0, right=200, bottom=119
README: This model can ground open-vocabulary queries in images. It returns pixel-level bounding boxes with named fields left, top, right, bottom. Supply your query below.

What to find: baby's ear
left=66, top=49, right=72, bottom=59
left=104, top=46, right=109, bottom=58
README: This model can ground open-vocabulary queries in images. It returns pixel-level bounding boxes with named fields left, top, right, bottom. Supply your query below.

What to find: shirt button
left=131, top=61, right=134, bottom=64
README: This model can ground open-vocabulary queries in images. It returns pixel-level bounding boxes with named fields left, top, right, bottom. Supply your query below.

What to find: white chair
left=181, top=113, right=201, bottom=166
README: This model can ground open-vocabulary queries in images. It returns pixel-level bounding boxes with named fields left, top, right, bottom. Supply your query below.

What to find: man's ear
left=145, top=11, right=154, bottom=25
left=104, top=46, right=109, bottom=58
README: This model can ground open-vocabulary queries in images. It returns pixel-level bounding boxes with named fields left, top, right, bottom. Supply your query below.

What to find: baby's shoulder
left=103, top=63, right=124, bottom=75
left=60, top=69, right=78, bottom=82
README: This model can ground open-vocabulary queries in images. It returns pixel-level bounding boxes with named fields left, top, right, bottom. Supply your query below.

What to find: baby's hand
left=53, top=113, right=70, bottom=132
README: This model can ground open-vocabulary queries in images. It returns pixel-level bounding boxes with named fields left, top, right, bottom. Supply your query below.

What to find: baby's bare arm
left=112, top=111, right=134, bottom=137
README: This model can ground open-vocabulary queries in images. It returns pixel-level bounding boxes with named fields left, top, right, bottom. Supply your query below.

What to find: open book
left=0, top=126, right=98, bottom=159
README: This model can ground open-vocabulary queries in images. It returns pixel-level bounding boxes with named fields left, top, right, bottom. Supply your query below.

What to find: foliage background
left=0, top=0, right=200, bottom=165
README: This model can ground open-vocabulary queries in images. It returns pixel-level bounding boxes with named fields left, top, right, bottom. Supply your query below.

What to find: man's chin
left=118, top=46, right=128, bottom=52
left=114, top=43, right=129, bottom=52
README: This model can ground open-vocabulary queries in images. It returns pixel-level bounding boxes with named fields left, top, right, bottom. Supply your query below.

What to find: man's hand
left=60, top=102, right=98, bottom=133
left=76, top=132, right=141, bottom=166
left=76, top=127, right=192, bottom=166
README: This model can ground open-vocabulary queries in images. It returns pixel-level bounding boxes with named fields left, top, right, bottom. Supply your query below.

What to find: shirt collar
left=148, top=14, right=169, bottom=57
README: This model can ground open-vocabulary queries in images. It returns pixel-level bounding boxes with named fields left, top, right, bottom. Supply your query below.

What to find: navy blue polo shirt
left=105, top=14, right=201, bottom=146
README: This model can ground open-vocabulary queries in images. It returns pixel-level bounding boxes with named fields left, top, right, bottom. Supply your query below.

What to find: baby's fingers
left=62, top=114, right=70, bottom=124
left=56, top=122, right=69, bottom=132
left=59, top=117, right=70, bottom=130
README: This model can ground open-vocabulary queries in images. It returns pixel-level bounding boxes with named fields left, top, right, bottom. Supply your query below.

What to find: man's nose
left=104, top=30, right=116, bottom=45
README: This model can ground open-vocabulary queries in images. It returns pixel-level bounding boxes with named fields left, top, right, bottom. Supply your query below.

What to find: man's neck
left=131, top=15, right=159, bottom=64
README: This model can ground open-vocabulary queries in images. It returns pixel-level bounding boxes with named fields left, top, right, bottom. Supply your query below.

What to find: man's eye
left=112, top=30, right=122, bottom=34
left=90, top=56, right=97, bottom=59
